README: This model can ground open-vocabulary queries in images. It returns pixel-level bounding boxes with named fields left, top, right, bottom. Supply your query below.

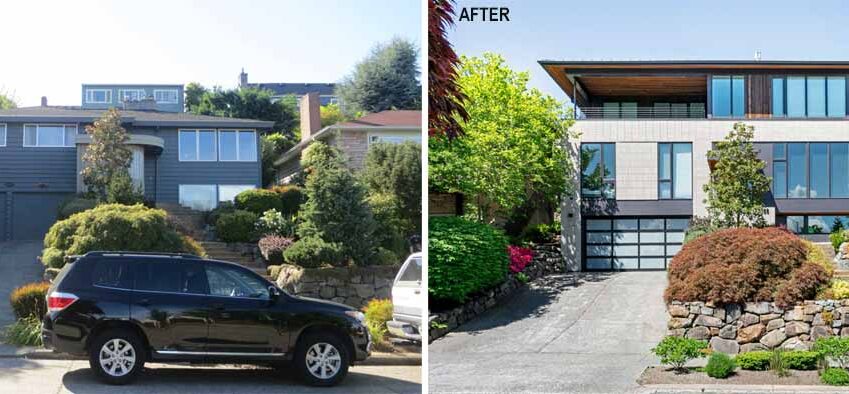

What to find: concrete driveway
left=429, top=271, right=668, bottom=393
left=0, top=241, right=45, bottom=327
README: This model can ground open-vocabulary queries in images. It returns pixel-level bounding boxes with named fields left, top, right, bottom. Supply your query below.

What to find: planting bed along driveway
left=429, top=271, right=668, bottom=393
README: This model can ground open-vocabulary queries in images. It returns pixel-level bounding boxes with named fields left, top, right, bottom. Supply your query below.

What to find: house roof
left=248, top=83, right=336, bottom=96
left=336, top=110, right=422, bottom=128
left=0, top=106, right=275, bottom=129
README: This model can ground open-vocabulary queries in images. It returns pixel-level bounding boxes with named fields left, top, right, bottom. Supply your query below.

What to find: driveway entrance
left=429, top=271, right=668, bottom=393
left=0, top=241, right=44, bottom=327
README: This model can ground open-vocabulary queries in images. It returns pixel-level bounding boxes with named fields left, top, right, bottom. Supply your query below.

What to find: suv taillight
left=47, top=292, right=78, bottom=313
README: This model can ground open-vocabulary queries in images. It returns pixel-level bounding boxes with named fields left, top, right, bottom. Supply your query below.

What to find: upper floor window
left=0, top=124, right=6, bottom=147
left=773, top=142, right=849, bottom=198
left=658, top=143, right=692, bottom=199
left=119, top=89, right=146, bottom=102
left=368, top=134, right=422, bottom=145
left=581, top=143, right=615, bottom=198
left=154, top=89, right=179, bottom=104
left=23, top=124, right=76, bottom=147
left=711, top=76, right=745, bottom=117
left=772, top=76, right=846, bottom=118
left=179, top=129, right=217, bottom=161
left=85, top=89, right=112, bottom=104
left=218, top=130, right=257, bottom=161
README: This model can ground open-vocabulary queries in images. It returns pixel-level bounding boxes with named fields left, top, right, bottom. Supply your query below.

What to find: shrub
left=216, top=210, right=259, bottom=243
left=234, top=189, right=283, bottom=215
left=665, top=227, right=830, bottom=307
left=782, top=351, right=819, bottom=370
left=831, top=230, right=847, bottom=253
left=508, top=245, right=534, bottom=273
left=180, top=235, right=206, bottom=257
left=822, top=368, right=849, bottom=386
left=368, top=192, right=409, bottom=257
left=360, top=142, right=421, bottom=238
left=735, top=351, right=771, bottom=371
left=813, top=336, right=849, bottom=369
left=805, top=240, right=835, bottom=276
left=651, top=336, right=707, bottom=372
left=57, top=197, right=98, bottom=219
left=42, top=204, right=195, bottom=268
left=10, top=282, right=49, bottom=319
left=105, top=171, right=144, bottom=205
left=372, top=247, right=399, bottom=266
left=267, top=265, right=282, bottom=280
left=283, top=236, right=345, bottom=268
left=518, top=222, right=560, bottom=244
left=823, top=280, right=849, bottom=300
left=258, top=235, right=293, bottom=264
left=429, top=216, right=509, bottom=303
left=3, top=316, right=42, bottom=346
left=256, top=209, right=295, bottom=237
left=683, top=216, right=716, bottom=244
left=705, top=352, right=736, bottom=378
left=270, top=185, right=305, bottom=216
left=205, top=201, right=236, bottom=226
left=363, top=299, right=393, bottom=349
left=770, top=348, right=789, bottom=377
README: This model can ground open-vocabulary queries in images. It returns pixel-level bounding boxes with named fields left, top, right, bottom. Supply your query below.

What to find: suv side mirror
left=268, top=286, right=281, bottom=299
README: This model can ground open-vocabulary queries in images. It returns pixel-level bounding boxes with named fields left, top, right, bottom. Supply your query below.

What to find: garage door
left=11, top=193, right=70, bottom=241
left=584, top=217, right=690, bottom=270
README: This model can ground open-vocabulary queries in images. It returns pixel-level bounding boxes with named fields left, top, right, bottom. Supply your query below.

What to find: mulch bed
left=638, top=366, right=824, bottom=386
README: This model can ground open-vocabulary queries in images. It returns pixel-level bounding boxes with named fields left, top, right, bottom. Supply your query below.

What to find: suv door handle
left=414, top=290, right=421, bottom=294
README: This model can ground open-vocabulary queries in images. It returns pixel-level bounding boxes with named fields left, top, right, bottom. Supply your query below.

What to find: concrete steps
left=199, top=241, right=272, bottom=280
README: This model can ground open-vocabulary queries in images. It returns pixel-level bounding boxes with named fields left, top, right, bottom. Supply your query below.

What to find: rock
left=701, top=307, right=715, bottom=316
left=726, top=304, right=743, bottom=323
left=812, top=325, right=833, bottom=340
left=842, top=327, right=849, bottom=336
left=766, top=318, right=786, bottom=331
left=352, top=284, right=375, bottom=298
left=781, top=337, right=810, bottom=351
left=804, top=304, right=823, bottom=315
left=785, top=306, right=805, bottom=321
left=713, top=308, right=726, bottom=321
left=785, top=321, right=811, bottom=337
left=745, top=302, right=772, bottom=315
left=319, top=286, right=335, bottom=299
left=719, top=324, right=737, bottom=340
left=710, top=337, right=740, bottom=355
left=737, top=323, right=765, bottom=344
left=668, top=317, right=693, bottom=329
left=760, top=313, right=781, bottom=322
left=760, top=330, right=787, bottom=348
left=710, top=327, right=720, bottom=336
left=740, top=313, right=760, bottom=327
left=686, top=326, right=711, bottom=340
left=668, top=328, right=686, bottom=337
left=812, top=313, right=829, bottom=326
left=668, top=305, right=690, bottom=318
left=694, top=315, right=724, bottom=328
left=741, top=343, right=767, bottom=353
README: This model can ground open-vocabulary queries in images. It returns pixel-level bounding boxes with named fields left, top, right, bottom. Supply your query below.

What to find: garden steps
left=813, top=242, right=836, bottom=261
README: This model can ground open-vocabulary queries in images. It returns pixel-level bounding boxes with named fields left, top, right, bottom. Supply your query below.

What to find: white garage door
left=584, top=217, right=689, bottom=270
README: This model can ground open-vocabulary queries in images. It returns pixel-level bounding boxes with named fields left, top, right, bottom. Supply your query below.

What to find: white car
left=387, top=253, right=422, bottom=342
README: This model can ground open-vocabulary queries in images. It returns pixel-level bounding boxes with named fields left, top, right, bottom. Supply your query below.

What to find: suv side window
left=205, top=264, right=269, bottom=299
left=92, top=259, right=133, bottom=289
left=398, top=257, right=421, bottom=284
left=134, top=261, right=207, bottom=295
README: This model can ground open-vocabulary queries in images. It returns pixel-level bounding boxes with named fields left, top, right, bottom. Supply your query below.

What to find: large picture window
left=179, top=185, right=217, bottom=211
left=785, top=215, right=849, bottom=234
left=711, top=76, right=745, bottom=117
left=23, top=124, right=77, bottom=147
left=773, top=142, right=849, bottom=199
left=154, top=89, right=179, bottom=104
left=772, top=76, right=847, bottom=118
left=218, top=130, right=257, bottom=162
left=179, top=129, right=217, bottom=161
left=658, top=143, right=692, bottom=199
left=581, top=143, right=615, bottom=198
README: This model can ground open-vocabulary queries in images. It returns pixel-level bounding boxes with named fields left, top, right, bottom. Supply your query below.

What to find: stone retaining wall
left=275, top=264, right=399, bottom=309
left=668, top=300, right=849, bottom=354
left=428, top=244, right=563, bottom=342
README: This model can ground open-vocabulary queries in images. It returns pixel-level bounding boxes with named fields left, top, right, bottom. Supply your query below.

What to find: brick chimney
left=300, top=92, right=321, bottom=142
left=41, top=96, right=48, bottom=107
left=239, top=68, right=248, bottom=88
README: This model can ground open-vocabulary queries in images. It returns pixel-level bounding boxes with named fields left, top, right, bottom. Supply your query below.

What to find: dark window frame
left=711, top=75, right=746, bottom=118
left=771, top=75, right=849, bottom=118
left=582, top=216, right=690, bottom=271
left=773, top=142, right=849, bottom=199
left=658, top=142, right=693, bottom=200
left=580, top=142, right=616, bottom=199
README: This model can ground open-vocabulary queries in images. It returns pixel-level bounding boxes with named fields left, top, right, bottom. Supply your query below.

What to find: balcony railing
left=578, top=105, right=707, bottom=119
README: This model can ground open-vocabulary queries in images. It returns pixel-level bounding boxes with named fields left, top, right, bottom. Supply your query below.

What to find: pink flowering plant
left=508, top=245, right=534, bottom=273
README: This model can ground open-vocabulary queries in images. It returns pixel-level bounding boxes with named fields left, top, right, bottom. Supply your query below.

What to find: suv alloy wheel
left=88, top=329, right=146, bottom=385
left=294, top=333, right=350, bottom=386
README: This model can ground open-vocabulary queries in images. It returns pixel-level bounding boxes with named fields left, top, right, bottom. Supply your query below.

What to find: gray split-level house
left=538, top=60, right=849, bottom=272
left=0, top=84, right=273, bottom=241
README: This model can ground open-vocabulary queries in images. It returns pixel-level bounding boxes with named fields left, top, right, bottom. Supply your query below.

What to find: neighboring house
left=274, top=92, right=421, bottom=184
left=82, top=84, right=185, bottom=113
left=238, top=69, right=339, bottom=107
left=538, top=59, right=849, bottom=272
left=0, top=90, right=273, bottom=241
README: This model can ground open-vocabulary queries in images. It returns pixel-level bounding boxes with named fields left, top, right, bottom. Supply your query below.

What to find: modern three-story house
left=0, top=85, right=272, bottom=241
left=539, top=60, right=849, bottom=272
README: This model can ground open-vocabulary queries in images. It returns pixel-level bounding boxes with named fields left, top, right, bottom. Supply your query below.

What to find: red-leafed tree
left=428, top=0, right=467, bottom=139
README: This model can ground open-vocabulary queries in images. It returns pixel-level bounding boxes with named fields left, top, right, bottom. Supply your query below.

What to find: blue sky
left=0, top=0, right=421, bottom=106
left=449, top=0, right=849, bottom=103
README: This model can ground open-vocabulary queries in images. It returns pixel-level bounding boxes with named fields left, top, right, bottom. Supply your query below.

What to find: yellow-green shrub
left=805, top=240, right=835, bottom=276
left=362, top=298, right=393, bottom=346
left=10, top=282, right=49, bottom=319
left=823, top=280, right=849, bottom=300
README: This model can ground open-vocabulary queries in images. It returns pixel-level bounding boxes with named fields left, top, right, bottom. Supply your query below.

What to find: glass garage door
left=584, top=217, right=689, bottom=270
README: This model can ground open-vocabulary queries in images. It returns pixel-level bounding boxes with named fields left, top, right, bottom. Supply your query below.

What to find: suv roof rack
left=82, top=251, right=203, bottom=259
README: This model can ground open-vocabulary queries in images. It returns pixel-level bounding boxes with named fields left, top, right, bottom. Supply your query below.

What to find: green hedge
left=283, top=236, right=345, bottom=268
left=57, top=197, right=98, bottom=220
left=428, top=216, right=508, bottom=303
left=216, top=210, right=259, bottom=243
left=42, top=204, right=198, bottom=268
left=234, top=189, right=283, bottom=215
left=270, top=185, right=305, bottom=216
left=736, top=350, right=820, bottom=371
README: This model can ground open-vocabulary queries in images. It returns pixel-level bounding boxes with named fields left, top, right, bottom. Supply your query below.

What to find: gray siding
left=0, top=123, right=77, bottom=193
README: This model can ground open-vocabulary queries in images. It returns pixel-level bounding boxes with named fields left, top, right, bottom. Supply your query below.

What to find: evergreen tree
left=336, top=38, right=421, bottom=116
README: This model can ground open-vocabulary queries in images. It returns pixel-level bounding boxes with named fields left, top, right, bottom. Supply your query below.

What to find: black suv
left=42, top=252, right=371, bottom=386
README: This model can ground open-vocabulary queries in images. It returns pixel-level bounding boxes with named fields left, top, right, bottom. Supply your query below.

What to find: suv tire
left=293, top=332, right=350, bottom=386
left=88, top=328, right=146, bottom=385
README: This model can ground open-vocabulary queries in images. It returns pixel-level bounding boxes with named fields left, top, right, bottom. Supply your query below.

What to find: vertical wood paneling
left=747, top=74, right=772, bottom=118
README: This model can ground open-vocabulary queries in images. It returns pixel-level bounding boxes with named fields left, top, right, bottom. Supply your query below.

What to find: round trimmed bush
left=42, top=204, right=197, bottom=268
left=822, top=368, right=849, bottom=386
left=664, top=227, right=830, bottom=307
left=216, top=210, right=259, bottom=243
left=10, top=282, right=49, bottom=319
left=705, top=352, right=736, bottom=378
left=283, top=236, right=345, bottom=268
left=429, top=216, right=509, bottom=303
left=735, top=351, right=770, bottom=370
left=270, top=185, right=305, bottom=216
left=234, top=189, right=283, bottom=215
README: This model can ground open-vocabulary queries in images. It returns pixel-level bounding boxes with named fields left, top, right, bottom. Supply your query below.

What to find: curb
left=640, top=383, right=847, bottom=393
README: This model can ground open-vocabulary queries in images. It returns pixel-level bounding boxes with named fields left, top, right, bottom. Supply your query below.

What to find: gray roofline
left=0, top=115, right=274, bottom=129
left=538, top=59, right=849, bottom=66
left=82, top=83, right=185, bottom=87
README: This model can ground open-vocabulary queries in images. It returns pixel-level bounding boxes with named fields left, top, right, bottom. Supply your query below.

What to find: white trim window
left=178, top=129, right=217, bottom=161
left=218, top=129, right=257, bottom=162
left=218, top=185, right=255, bottom=202
left=0, top=124, right=6, bottom=147
left=368, top=133, right=422, bottom=146
left=154, top=89, right=179, bottom=104
left=85, top=89, right=112, bottom=104
left=178, top=185, right=217, bottom=211
left=118, top=89, right=146, bottom=102
left=23, top=124, right=77, bottom=147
